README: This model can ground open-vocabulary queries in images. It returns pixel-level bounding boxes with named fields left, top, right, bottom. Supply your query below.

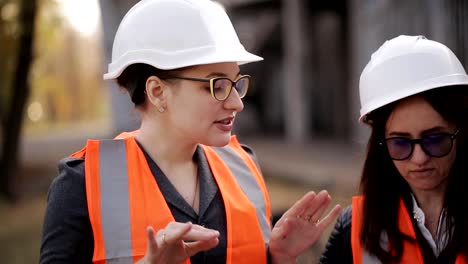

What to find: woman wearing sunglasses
left=320, top=35, right=468, bottom=263
left=40, top=0, right=341, bottom=263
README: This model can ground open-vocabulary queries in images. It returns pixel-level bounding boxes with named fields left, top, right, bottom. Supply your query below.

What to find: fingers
left=180, top=224, right=219, bottom=242
left=145, top=226, right=161, bottom=262
left=270, top=216, right=292, bottom=240
left=147, top=226, right=158, bottom=250
left=293, top=190, right=340, bottom=225
left=156, top=222, right=192, bottom=247
left=180, top=225, right=219, bottom=258
left=190, top=224, right=220, bottom=235
left=305, top=190, right=332, bottom=223
left=281, top=191, right=317, bottom=220
left=184, top=237, right=220, bottom=256
left=155, top=222, right=219, bottom=248
left=316, top=204, right=342, bottom=230
left=146, top=222, right=220, bottom=261
left=269, top=191, right=341, bottom=261
left=276, top=190, right=335, bottom=227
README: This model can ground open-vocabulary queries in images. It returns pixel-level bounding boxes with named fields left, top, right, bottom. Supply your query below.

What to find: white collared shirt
left=411, top=194, right=450, bottom=257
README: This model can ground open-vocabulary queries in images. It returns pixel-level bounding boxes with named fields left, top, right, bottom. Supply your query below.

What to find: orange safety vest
left=351, top=196, right=467, bottom=264
left=71, top=132, right=271, bottom=264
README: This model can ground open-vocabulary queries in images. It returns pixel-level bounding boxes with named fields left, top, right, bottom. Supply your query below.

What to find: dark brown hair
left=116, top=63, right=176, bottom=106
left=360, top=86, right=468, bottom=263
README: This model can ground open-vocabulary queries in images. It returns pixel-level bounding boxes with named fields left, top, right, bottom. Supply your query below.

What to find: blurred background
left=0, top=0, right=466, bottom=263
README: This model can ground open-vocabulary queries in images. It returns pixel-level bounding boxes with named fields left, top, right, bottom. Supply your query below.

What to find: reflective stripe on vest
left=211, top=146, right=270, bottom=243
left=351, top=196, right=467, bottom=264
left=99, top=140, right=133, bottom=264
left=77, top=133, right=270, bottom=263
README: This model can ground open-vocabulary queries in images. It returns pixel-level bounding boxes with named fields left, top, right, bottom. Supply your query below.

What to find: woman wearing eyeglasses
left=320, top=35, right=468, bottom=264
left=40, top=1, right=341, bottom=264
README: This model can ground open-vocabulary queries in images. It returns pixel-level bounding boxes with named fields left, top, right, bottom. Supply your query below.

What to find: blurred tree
left=0, top=1, right=19, bottom=124
left=0, top=0, right=37, bottom=201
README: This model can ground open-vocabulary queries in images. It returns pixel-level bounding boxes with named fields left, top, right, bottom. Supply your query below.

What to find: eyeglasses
left=383, top=128, right=460, bottom=160
left=163, top=75, right=251, bottom=101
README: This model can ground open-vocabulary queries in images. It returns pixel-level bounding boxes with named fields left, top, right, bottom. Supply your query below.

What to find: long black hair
left=359, top=85, right=468, bottom=263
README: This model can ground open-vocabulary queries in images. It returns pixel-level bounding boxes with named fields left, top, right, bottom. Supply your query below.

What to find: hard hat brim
left=359, top=74, right=468, bottom=123
left=103, top=48, right=263, bottom=80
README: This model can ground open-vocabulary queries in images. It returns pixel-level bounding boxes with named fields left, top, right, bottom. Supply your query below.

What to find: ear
left=145, top=76, right=167, bottom=109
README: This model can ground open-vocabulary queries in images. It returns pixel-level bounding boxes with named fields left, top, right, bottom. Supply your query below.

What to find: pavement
left=244, top=137, right=365, bottom=194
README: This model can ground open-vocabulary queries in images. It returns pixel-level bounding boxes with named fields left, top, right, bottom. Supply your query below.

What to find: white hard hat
left=359, top=35, right=468, bottom=123
left=104, top=0, right=263, bottom=80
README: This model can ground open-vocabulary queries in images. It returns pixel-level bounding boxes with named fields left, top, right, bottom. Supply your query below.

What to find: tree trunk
left=0, top=0, right=38, bottom=201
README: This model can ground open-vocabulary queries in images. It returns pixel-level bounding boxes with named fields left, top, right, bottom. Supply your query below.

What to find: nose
left=410, top=143, right=430, bottom=164
left=223, top=88, right=244, bottom=112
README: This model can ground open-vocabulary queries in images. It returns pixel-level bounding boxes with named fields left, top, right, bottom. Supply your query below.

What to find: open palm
left=269, top=190, right=341, bottom=263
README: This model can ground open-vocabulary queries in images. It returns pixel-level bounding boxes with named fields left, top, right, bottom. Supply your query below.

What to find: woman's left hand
left=269, top=190, right=341, bottom=264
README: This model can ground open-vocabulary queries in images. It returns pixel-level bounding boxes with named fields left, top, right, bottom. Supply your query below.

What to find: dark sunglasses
left=382, top=128, right=460, bottom=160
left=163, top=75, right=251, bottom=101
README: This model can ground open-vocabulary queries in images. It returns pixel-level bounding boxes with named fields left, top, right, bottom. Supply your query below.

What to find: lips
left=411, top=168, right=434, bottom=173
left=215, top=116, right=234, bottom=125
left=214, top=116, right=235, bottom=131
left=409, top=168, right=435, bottom=177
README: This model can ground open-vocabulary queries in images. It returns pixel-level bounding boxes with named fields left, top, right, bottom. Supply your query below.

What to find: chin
left=409, top=181, right=446, bottom=192
left=205, top=134, right=231, bottom=147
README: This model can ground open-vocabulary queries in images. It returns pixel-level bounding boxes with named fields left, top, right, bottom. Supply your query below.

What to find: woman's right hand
left=137, top=222, right=220, bottom=264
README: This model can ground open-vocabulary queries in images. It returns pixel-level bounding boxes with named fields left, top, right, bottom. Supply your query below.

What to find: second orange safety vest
left=71, top=132, right=271, bottom=264
left=351, top=196, right=467, bottom=264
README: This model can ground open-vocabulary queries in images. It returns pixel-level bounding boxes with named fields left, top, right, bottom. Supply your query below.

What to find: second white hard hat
left=104, top=0, right=263, bottom=80
left=359, top=35, right=468, bottom=123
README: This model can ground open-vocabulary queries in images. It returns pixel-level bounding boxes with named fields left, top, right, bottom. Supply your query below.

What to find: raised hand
left=269, top=190, right=341, bottom=264
left=137, top=222, right=220, bottom=264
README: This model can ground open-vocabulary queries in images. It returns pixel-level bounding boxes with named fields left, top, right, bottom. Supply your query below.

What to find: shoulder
left=45, top=156, right=88, bottom=228
left=240, top=143, right=262, bottom=169
left=48, top=157, right=86, bottom=200
left=336, top=205, right=352, bottom=229
left=58, top=156, right=85, bottom=175
left=320, top=206, right=353, bottom=263
left=326, top=205, right=352, bottom=249
left=57, top=156, right=85, bottom=180
left=41, top=157, right=93, bottom=263
left=229, top=135, right=258, bottom=159
left=240, top=144, right=256, bottom=158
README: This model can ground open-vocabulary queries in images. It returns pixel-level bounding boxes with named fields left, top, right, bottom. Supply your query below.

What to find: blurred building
left=220, top=0, right=467, bottom=143
left=100, top=0, right=468, bottom=144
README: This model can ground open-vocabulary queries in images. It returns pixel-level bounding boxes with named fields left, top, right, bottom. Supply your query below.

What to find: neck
left=136, top=119, right=200, bottom=213
left=136, top=119, right=197, bottom=166
left=411, top=187, right=446, bottom=237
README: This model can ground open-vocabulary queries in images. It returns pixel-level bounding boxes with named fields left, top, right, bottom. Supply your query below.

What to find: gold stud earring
left=158, top=107, right=165, bottom=113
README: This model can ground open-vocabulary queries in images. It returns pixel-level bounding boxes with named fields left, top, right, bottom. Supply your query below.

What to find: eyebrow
left=205, top=71, right=241, bottom=78
left=387, top=126, right=449, bottom=137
